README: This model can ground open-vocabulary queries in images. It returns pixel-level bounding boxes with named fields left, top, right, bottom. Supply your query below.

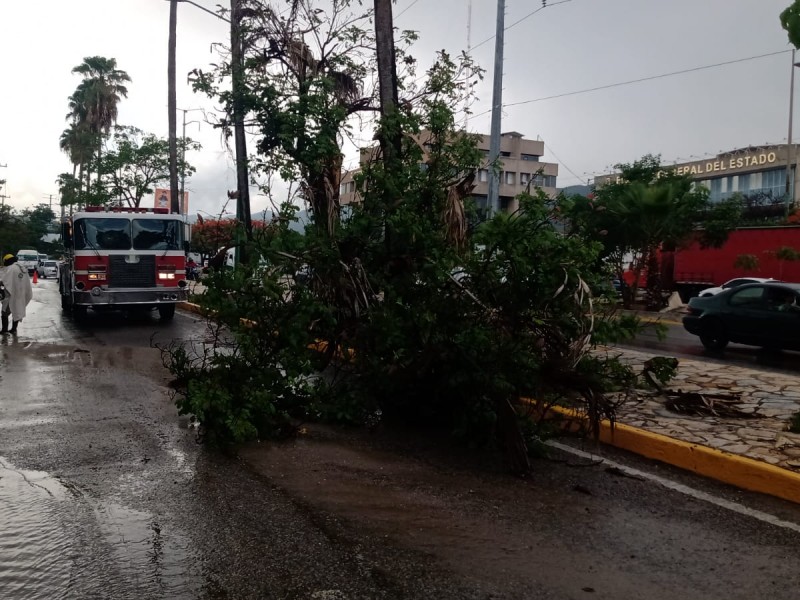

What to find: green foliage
left=63, top=56, right=131, bottom=204
left=774, top=245, right=800, bottom=261
left=102, top=126, right=199, bottom=208
left=162, top=2, right=648, bottom=469
left=734, top=253, right=760, bottom=272
left=781, top=1, right=800, bottom=48
left=566, top=155, right=741, bottom=308
left=0, top=204, right=57, bottom=257
left=641, top=356, right=679, bottom=389
left=789, top=411, right=800, bottom=434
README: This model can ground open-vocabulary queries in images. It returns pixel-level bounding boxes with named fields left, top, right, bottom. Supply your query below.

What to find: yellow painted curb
left=177, top=301, right=204, bottom=316
left=638, top=316, right=684, bottom=326
left=546, top=404, right=800, bottom=505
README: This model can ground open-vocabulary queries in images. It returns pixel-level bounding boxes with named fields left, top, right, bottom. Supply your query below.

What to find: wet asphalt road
left=3, top=280, right=800, bottom=599
left=623, top=318, right=800, bottom=375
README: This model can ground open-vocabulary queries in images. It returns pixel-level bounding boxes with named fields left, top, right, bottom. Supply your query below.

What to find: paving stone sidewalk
left=605, top=347, right=800, bottom=472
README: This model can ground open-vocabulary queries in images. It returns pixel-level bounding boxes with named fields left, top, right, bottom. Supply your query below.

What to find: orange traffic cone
left=32, top=270, right=38, bottom=284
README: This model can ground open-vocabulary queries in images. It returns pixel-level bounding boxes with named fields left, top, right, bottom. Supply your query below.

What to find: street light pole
left=168, top=0, right=180, bottom=214
left=486, top=0, right=505, bottom=218
left=180, top=108, right=202, bottom=215
left=0, top=163, right=8, bottom=206
left=788, top=49, right=800, bottom=217
left=169, top=0, right=247, bottom=262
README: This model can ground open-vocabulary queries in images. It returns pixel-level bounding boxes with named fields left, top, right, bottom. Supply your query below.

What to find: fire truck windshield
left=74, top=218, right=183, bottom=251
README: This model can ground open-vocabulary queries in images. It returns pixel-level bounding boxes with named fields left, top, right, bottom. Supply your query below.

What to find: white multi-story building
left=340, top=131, right=559, bottom=214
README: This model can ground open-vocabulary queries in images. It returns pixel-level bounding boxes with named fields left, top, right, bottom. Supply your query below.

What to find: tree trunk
left=496, top=398, right=531, bottom=475
left=96, top=131, right=104, bottom=202
left=168, top=0, right=180, bottom=214
left=230, top=0, right=252, bottom=258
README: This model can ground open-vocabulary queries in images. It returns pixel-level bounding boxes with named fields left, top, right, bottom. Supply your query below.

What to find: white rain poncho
left=0, top=262, right=33, bottom=320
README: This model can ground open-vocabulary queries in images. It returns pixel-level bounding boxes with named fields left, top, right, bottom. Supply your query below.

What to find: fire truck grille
left=108, top=256, right=156, bottom=288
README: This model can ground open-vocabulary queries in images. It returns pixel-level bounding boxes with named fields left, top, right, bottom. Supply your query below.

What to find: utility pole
left=168, top=0, right=180, bottom=214
left=374, top=0, right=401, bottom=162
left=787, top=48, right=799, bottom=217
left=230, top=0, right=252, bottom=265
left=486, top=0, right=505, bottom=218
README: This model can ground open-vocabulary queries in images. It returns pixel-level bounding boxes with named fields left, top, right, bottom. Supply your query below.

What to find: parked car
left=37, top=260, right=59, bottom=279
left=698, top=277, right=775, bottom=297
left=682, top=282, right=800, bottom=351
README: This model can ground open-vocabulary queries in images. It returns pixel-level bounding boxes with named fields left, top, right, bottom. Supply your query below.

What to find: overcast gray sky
left=0, top=0, right=794, bottom=217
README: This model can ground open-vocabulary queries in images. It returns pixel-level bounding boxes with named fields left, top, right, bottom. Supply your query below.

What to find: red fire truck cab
left=59, top=207, right=189, bottom=320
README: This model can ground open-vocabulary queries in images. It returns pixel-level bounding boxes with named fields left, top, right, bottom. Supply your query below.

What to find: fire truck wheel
left=158, top=304, right=176, bottom=321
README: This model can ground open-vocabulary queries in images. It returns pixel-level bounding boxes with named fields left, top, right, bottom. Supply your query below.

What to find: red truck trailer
left=667, top=225, right=800, bottom=301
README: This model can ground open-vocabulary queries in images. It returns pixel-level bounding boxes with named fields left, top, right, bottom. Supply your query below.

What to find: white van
left=16, top=249, right=39, bottom=275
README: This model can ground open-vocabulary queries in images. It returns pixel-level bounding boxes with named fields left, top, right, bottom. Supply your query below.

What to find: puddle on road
left=0, top=458, right=201, bottom=599
left=0, top=459, right=72, bottom=599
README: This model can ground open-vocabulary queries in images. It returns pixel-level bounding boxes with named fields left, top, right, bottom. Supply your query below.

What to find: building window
left=533, top=174, right=544, bottom=187
left=520, top=173, right=530, bottom=185
left=739, top=174, right=750, bottom=194
left=521, top=153, right=540, bottom=161
left=710, top=178, right=722, bottom=199
left=478, top=169, right=488, bottom=182
left=505, top=171, right=516, bottom=185
left=544, top=175, right=557, bottom=187
left=500, top=151, right=511, bottom=157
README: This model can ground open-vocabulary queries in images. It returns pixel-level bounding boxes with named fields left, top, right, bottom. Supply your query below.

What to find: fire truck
left=59, top=206, right=189, bottom=320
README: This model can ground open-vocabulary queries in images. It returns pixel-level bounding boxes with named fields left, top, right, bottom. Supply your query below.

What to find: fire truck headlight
left=88, top=273, right=106, bottom=281
left=158, top=272, right=176, bottom=281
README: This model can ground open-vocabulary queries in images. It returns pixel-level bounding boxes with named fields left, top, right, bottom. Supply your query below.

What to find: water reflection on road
left=0, top=459, right=72, bottom=599
left=0, top=458, right=201, bottom=599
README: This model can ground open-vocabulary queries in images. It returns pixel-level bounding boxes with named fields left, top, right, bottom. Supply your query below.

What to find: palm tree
left=59, top=122, right=95, bottom=207
left=68, top=57, right=131, bottom=198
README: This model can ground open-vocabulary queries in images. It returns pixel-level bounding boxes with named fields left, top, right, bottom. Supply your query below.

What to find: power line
left=469, top=49, right=792, bottom=120
left=396, top=0, right=421, bottom=19
left=542, top=141, right=583, bottom=183
left=472, top=0, right=574, bottom=52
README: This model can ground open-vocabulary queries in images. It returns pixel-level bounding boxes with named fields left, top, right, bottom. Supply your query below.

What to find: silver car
left=37, top=260, right=58, bottom=279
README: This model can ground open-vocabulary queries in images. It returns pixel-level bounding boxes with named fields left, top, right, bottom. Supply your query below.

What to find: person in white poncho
left=0, top=253, right=33, bottom=335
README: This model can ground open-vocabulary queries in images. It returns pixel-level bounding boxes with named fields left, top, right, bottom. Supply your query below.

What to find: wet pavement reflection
left=0, top=457, right=201, bottom=599
left=0, top=459, right=72, bottom=599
